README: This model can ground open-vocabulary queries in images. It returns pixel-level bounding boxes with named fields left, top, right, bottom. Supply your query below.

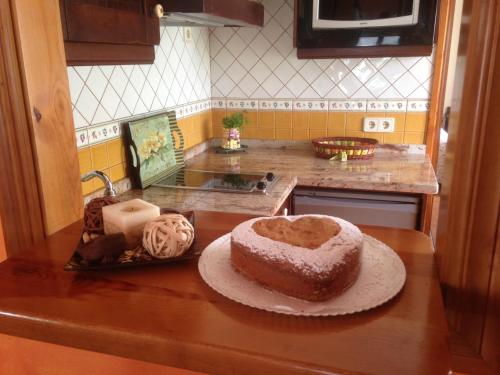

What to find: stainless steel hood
left=160, top=0, right=264, bottom=27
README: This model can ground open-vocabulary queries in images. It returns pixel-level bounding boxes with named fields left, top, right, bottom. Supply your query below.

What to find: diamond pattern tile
left=210, top=0, right=434, bottom=100
left=70, top=0, right=433, bottom=139
left=69, top=25, right=211, bottom=129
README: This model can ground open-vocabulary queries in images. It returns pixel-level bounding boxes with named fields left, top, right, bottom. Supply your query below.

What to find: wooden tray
left=124, top=112, right=185, bottom=189
left=64, top=210, right=198, bottom=271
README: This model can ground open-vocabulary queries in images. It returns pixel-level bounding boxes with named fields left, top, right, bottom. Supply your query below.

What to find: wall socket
left=363, top=117, right=395, bottom=133
left=184, top=27, right=193, bottom=43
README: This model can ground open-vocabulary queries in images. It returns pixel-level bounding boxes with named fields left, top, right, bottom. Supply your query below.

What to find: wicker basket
left=312, top=137, right=378, bottom=160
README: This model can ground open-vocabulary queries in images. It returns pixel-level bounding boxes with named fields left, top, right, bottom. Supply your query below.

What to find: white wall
left=210, top=0, right=434, bottom=100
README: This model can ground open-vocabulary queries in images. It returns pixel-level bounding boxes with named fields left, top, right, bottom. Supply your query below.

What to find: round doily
left=198, top=234, right=406, bottom=316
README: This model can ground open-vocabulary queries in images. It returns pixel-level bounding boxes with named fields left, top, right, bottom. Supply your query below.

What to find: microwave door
left=312, top=0, right=420, bottom=29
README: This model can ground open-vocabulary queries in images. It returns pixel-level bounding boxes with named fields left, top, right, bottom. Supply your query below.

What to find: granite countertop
left=120, top=143, right=438, bottom=216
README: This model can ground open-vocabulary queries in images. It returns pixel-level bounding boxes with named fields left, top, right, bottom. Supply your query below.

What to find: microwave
left=295, top=0, right=438, bottom=58
left=312, top=0, right=421, bottom=29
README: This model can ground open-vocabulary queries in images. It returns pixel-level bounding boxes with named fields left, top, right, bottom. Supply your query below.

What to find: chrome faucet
left=81, top=170, right=117, bottom=197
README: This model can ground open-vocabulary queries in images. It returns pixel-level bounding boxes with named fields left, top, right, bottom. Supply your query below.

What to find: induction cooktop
left=153, top=169, right=278, bottom=194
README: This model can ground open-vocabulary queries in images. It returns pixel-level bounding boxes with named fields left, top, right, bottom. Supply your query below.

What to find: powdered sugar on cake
left=231, top=215, right=363, bottom=275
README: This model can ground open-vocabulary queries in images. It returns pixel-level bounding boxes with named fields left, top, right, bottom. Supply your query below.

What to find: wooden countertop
left=120, top=145, right=438, bottom=216
left=0, top=212, right=451, bottom=374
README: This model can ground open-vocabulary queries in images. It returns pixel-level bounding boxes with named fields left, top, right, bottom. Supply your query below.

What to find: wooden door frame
left=436, top=0, right=500, bottom=370
left=421, top=0, right=456, bottom=233
left=0, top=216, right=6, bottom=262
left=1, top=0, right=84, bottom=257
left=0, top=0, right=45, bottom=256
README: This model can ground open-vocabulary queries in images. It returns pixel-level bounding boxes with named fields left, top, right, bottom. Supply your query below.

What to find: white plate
left=198, top=234, right=406, bottom=316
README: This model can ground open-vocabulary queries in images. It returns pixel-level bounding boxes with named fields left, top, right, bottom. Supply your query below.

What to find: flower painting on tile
left=128, top=115, right=176, bottom=185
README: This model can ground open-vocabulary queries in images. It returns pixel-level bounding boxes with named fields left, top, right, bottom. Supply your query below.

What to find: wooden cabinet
left=275, top=195, right=292, bottom=216
left=60, top=0, right=163, bottom=65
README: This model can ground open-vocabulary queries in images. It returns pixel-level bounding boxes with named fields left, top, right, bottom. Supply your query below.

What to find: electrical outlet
left=363, top=117, right=383, bottom=132
left=184, top=27, right=193, bottom=43
left=380, top=118, right=395, bottom=132
left=363, top=117, right=395, bottom=132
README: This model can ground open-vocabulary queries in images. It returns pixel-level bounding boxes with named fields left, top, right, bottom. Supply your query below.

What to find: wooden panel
left=0, top=0, right=45, bottom=256
left=481, top=219, right=500, bottom=373
left=421, top=0, right=456, bottom=234
left=0, top=213, right=451, bottom=374
left=0, top=333, right=203, bottom=375
left=452, top=353, right=494, bottom=375
left=479, top=20, right=500, bottom=372
left=11, top=0, right=83, bottom=235
left=0, top=216, right=6, bottom=262
left=63, top=1, right=158, bottom=45
left=436, top=0, right=500, bottom=356
left=65, top=42, right=155, bottom=65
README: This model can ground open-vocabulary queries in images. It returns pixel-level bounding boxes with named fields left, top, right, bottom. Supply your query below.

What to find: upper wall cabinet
left=294, top=0, right=438, bottom=59
left=60, top=0, right=164, bottom=65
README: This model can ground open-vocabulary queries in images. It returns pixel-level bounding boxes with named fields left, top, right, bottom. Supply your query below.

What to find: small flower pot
left=222, top=128, right=241, bottom=150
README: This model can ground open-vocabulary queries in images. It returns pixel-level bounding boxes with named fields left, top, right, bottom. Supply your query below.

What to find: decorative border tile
left=329, top=100, right=367, bottom=112
left=87, top=123, right=121, bottom=146
left=211, top=99, right=226, bottom=109
left=367, top=100, right=407, bottom=112
left=75, top=129, right=89, bottom=148
left=209, top=98, right=430, bottom=113
left=227, top=99, right=256, bottom=110
left=293, top=100, right=328, bottom=111
left=407, top=100, right=430, bottom=112
left=177, top=99, right=212, bottom=119
left=258, top=100, right=292, bottom=111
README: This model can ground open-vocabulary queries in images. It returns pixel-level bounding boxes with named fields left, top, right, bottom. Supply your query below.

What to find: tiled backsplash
left=211, top=99, right=429, bottom=145
left=78, top=107, right=213, bottom=196
left=70, top=0, right=434, bottom=197
left=210, top=0, right=433, bottom=100
left=69, top=25, right=211, bottom=147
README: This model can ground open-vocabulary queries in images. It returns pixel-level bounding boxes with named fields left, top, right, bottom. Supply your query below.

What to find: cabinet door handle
left=154, top=4, right=164, bottom=18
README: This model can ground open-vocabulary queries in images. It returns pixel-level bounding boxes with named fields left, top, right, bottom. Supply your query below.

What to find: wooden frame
left=10, top=0, right=84, bottom=235
left=420, top=0, right=457, bottom=233
left=436, top=0, right=500, bottom=371
left=0, top=0, right=84, bottom=253
left=0, top=0, right=45, bottom=256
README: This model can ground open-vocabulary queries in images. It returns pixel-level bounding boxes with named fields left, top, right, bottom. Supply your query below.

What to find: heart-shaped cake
left=231, top=215, right=363, bottom=301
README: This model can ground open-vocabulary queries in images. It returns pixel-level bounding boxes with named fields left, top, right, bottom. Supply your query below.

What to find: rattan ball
left=142, top=214, right=194, bottom=259
left=83, top=197, right=119, bottom=234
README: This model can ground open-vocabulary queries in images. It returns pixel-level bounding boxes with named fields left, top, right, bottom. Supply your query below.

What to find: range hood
left=160, top=0, right=264, bottom=27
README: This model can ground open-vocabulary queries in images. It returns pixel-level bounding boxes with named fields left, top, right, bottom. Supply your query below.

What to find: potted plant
left=222, top=112, right=247, bottom=150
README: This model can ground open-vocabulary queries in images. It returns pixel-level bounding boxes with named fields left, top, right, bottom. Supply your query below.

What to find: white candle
left=103, top=199, right=160, bottom=248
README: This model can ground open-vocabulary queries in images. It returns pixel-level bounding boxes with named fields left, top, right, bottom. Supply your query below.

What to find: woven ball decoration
left=142, top=214, right=195, bottom=259
left=83, top=197, right=119, bottom=234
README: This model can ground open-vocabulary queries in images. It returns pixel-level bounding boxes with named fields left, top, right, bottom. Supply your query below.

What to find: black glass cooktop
left=153, top=169, right=277, bottom=194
